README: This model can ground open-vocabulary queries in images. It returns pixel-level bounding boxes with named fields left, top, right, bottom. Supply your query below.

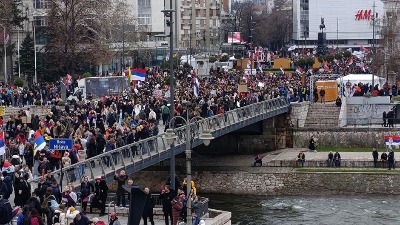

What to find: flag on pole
left=34, top=130, right=46, bottom=155
left=131, top=68, right=147, bottom=81
left=193, top=69, right=199, bottom=97
left=0, top=132, right=5, bottom=156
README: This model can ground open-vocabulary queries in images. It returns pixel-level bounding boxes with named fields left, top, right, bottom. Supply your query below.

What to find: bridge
left=30, top=97, right=290, bottom=189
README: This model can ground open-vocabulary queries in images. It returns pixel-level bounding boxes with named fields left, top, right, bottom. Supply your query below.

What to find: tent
left=337, top=74, right=386, bottom=88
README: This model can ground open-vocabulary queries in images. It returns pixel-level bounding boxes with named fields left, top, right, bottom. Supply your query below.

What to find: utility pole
left=249, top=15, right=254, bottom=75
left=122, top=19, right=125, bottom=71
left=33, top=22, right=37, bottom=83
left=336, top=17, right=339, bottom=49
left=371, top=1, right=376, bottom=90
left=2, top=25, right=6, bottom=85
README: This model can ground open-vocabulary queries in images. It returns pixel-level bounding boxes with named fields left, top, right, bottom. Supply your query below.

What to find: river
left=206, top=194, right=400, bottom=225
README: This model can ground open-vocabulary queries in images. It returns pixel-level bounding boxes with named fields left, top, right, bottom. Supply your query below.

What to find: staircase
left=304, top=103, right=340, bottom=128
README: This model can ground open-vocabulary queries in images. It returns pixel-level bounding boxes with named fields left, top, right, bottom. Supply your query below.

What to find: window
left=34, top=16, right=47, bottom=26
left=138, top=14, right=151, bottom=25
left=138, top=0, right=151, bottom=7
left=33, top=0, right=51, bottom=9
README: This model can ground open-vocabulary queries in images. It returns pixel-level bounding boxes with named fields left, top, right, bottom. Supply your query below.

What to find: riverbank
left=124, top=149, right=400, bottom=196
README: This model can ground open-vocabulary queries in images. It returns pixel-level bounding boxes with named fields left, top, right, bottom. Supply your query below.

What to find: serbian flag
left=2, top=161, right=14, bottom=174
left=193, top=69, right=199, bottom=97
left=0, top=132, right=4, bottom=156
left=385, top=136, right=400, bottom=146
left=34, top=130, right=46, bottom=155
left=131, top=68, right=147, bottom=81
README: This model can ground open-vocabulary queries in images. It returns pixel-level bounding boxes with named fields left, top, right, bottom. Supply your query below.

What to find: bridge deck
left=30, top=97, right=290, bottom=190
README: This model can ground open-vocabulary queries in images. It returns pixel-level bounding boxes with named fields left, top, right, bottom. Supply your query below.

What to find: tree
left=45, top=0, right=135, bottom=77
left=18, top=34, right=35, bottom=82
left=0, top=0, right=26, bottom=28
left=233, top=0, right=292, bottom=51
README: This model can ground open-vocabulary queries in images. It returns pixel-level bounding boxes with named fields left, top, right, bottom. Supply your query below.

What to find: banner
left=227, top=32, right=241, bottom=43
left=385, top=136, right=400, bottom=146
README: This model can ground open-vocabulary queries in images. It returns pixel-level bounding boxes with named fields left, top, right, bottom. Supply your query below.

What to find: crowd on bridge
left=0, top=66, right=303, bottom=225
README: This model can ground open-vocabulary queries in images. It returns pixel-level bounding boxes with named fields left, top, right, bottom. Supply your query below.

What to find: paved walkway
left=171, top=148, right=378, bottom=167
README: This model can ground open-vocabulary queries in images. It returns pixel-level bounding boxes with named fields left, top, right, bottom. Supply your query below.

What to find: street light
left=0, top=23, right=6, bottom=84
left=157, top=6, right=177, bottom=189
left=164, top=114, right=214, bottom=225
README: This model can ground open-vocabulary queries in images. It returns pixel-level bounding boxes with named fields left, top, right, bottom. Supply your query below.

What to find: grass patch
left=316, top=146, right=398, bottom=152
left=391, top=96, right=400, bottom=103
left=297, top=168, right=400, bottom=173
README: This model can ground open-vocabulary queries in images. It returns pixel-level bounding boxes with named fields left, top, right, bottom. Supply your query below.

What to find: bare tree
left=381, top=8, right=400, bottom=76
left=45, top=0, right=137, bottom=76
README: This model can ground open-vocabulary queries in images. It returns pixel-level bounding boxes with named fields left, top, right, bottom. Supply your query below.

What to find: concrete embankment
left=128, top=169, right=400, bottom=196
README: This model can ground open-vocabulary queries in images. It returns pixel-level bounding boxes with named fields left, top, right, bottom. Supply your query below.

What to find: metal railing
left=29, top=97, right=290, bottom=189
left=296, top=117, right=398, bottom=128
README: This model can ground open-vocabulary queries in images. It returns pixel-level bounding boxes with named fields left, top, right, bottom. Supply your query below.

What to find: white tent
left=337, top=74, right=386, bottom=88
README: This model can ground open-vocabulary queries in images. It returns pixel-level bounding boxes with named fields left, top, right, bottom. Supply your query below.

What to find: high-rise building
left=293, top=0, right=384, bottom=48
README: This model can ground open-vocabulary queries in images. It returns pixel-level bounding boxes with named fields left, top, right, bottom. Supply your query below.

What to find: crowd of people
left=0, top=66, right=309, bottom=225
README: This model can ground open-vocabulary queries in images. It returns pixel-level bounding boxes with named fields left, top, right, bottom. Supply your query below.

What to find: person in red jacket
left=171, top=196, right=182, bottom=225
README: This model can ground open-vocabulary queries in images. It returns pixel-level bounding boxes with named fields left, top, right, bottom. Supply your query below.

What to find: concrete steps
left=304, top=103, right=341, bottom=128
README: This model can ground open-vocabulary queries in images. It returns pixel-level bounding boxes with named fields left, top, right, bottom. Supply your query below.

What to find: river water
left=206, top=194, right=400, bottom=225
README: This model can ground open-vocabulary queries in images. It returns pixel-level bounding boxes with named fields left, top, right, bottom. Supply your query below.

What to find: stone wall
left=289, top=102, right=309, bottom=128
left=293, top=128, right=400, bottom=148
left=346, top=96, right=394, bottom=125
left=127, top=170, right=400, bottom=196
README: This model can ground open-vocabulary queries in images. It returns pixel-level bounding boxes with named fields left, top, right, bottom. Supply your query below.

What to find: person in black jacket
left=114, top=170, right=128, bottom=208
left=388, top=150, right=395, bottom=170
left=80, top=176, right=94, bottom=214
left=142, top=187, right=156, bottom=225
left=93, top=177, right=108, bottom=216
left=160, top=185, right=175, bottom=225
left=26, top=192, right=42, bottom=215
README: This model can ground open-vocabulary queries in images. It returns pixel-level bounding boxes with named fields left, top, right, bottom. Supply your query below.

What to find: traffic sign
left=49, top=139, right=73, bottom=150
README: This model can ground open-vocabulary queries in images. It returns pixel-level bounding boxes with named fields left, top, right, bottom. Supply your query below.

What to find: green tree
left=220, top=55, right=230, bottom=62
left=209, top=56, right=217, bottom=63
left=18, top=34, right=35, bottom=82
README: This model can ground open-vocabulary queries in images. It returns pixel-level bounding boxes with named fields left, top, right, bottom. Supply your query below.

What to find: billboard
left=227, top=32, right=241, bottom=43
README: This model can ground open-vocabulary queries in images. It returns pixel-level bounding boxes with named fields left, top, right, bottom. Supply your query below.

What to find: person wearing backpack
left=2, top=171, right=12, bottom=199
left=41, top=187, right=56, bottom=225
left=30, top=208, right=44, bottom=225
left=17, top=205, right=31, bottom=225
left=26, top=192, right=42, bottom=216
left=162, top=104, right=171, bottom=125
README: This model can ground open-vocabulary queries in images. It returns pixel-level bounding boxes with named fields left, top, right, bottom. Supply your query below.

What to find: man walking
left=319, top=88, right=326, bottom=104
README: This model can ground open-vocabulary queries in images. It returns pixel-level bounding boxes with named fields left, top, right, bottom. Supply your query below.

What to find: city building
left=292, top=0, right=385, bottom=49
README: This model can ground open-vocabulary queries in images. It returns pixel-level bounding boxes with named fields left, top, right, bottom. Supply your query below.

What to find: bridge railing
left=29, top=97, right=289, bottom=188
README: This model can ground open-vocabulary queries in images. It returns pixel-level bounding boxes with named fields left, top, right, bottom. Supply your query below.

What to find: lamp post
left=165, top=113, right=213, bottom=225
left=0, top=24, right=6, bottom=84
left=32, top=21, right=37, bottom=83
left=371, top=1, right=376, bottom=91
left=157, top=6, right=176, bottom=189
